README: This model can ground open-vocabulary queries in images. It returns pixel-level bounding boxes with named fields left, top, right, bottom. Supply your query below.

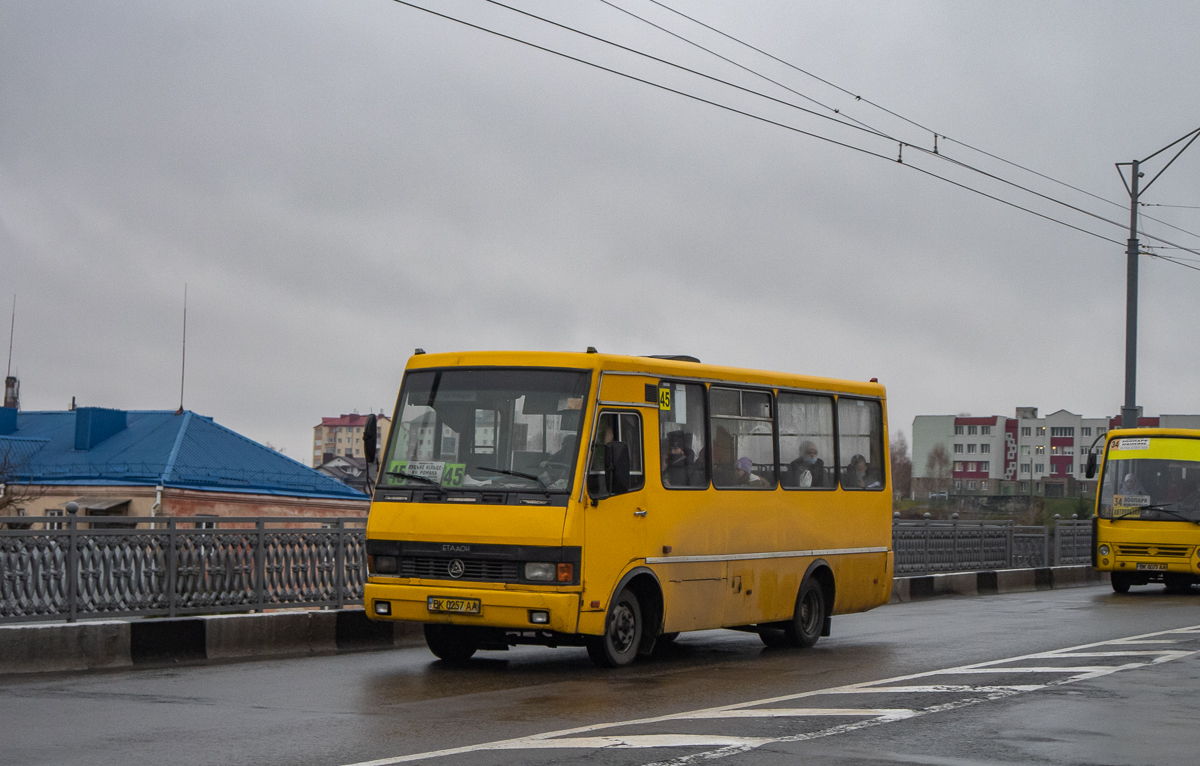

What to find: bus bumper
left=365, top=581, right=581, bottom=634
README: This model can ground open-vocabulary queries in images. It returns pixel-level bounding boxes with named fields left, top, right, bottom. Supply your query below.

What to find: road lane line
left=339, top=623, right=1200, bottom=766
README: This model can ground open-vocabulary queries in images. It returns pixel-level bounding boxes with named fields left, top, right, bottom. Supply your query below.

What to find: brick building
left=912, top=407, right=1200, bottom=499
left=0, top=406, right=367, bottom=525
left=312, top=413, right=391, bottom=467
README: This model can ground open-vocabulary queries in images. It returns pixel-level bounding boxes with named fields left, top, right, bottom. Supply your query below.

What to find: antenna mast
left=5, top=295, right=14, bottom=379
left=178, top=285, right=187, bottom=414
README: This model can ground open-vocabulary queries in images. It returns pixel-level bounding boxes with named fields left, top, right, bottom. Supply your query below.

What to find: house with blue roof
left=0, top=406, right=367, bottom=523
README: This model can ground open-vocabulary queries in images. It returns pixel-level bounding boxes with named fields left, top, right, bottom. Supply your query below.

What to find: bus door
left=583, top=407, right=649, bottom=611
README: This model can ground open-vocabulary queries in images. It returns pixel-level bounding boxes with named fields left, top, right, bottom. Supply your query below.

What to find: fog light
left=529, top=610, right=549, bottom=624
left=1102, top=558, right=1109, bottom=566
left=525, top=562, right=556, bottom=581
left=374, top=600, right=391, bottom=616
left=1098, top=544, right=1110, bottom=556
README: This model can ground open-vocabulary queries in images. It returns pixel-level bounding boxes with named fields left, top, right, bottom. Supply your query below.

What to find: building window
left=1020, top=464, right=1031, bottom=474
left=953, top=461, right=964, bottom=472
left=1021, top=427, right=1031, bottom=437
left=967, top=481, right=976, bottom=490
left=967, top=444, right=977, bottom=454
left=981, top=425, right=992, bottom=435
left=196, top=515, right=218, bottom=530
left=954, top=444, right=964, bottom=453
left=1035, top=463, right=1045, bottom=473
left=967, top=425, right=978, bottom=435
left=980, top=444, right=991, bottom=454
left=954, top=480, right=962, bottom=489
left=1082, top=427, right=1092, bottom=437
left=1051, top=464, right=1060, bottom=475
left=1063, top=446, right=1074, bottom=455
left=1065, top=463, right=1073, bottom=474
left=1020, top=445, right=1030, bottom=455
left=1050, top=427, right=1075, bottom=437
left=968, top=462, right=977, bottom=472
left=1035, top=445, right=1045, bottom=455
left=1051, top=445, right=1060, bottom=455
left=1036, top=426, right=1046, bottom=437
left=980, top=461, right=990, bottom=472
left=954, top=425, right=964, bottom=435
left=1097, top=428, right=1106, bottom=436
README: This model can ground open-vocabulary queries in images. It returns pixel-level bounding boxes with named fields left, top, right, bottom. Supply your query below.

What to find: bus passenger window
left=710, top=387, right=776, bottom=489
left=778, top=393, right=835, bottom=489
left=588, top=411, right=645, bottom=495
left=659, top=382, right=708, bottom=489
left=838, top=398, right=885, bottom=491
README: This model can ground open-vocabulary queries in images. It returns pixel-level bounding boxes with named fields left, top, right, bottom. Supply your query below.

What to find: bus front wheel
left=1111, top=573, right=1132, bottom=593
left=785, top=579, right=826, bottom=648
left=587, top=589, right=642, bottom=667
left=424, top=624, right=479, bottom=663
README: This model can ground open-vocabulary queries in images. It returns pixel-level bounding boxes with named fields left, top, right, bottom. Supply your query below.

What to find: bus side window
left=710, top=387, right=777, bottom=489
left=838, top=398, right=885, bottom=491
left=588, top=411, right=645, bottom=495
left=660, top=381, right=709, bottom=489
left=778, top=393, right=835, bottom=489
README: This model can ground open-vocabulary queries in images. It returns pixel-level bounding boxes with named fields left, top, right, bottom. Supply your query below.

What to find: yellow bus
left=1088, top=427, right=1200, bottom=593
left=364, top=351, right=893, bottom=666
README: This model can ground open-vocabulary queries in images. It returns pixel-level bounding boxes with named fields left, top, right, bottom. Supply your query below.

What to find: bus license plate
left=1136, top=563, right=1167, bottom=571
left=427, top=596, right=481, bottom=614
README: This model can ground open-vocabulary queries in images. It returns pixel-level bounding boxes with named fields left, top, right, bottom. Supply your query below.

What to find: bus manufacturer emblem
left=447, top=559, right=465, bottom=578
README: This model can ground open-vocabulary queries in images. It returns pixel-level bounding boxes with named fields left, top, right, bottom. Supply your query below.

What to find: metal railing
left=893, top=517, right=1093, bottom=575
left=0, top=516, right=366, bottom=624
left=1, top=515, right=1096, bottom=624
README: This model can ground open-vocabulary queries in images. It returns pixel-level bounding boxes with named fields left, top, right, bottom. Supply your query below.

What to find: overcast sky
left=2, top=0, right=1198, bottom=464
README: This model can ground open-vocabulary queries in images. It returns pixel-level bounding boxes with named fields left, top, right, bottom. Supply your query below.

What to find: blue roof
left=0, top=409, right=366, bottom=500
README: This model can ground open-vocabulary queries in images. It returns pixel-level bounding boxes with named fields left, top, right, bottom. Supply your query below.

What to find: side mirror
left=363, top=414, right=378, bottom=464
left=590, top=441, right=631, bottom=504
left=605, top=441, right=631, bottom=496
left=1084, top=451, right=1097, bottom=479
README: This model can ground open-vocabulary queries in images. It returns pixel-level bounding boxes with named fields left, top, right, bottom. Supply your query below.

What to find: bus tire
left=784, top=578, right=826, bottom=648
left=587, top=589, right=642, bottom=667
left=424, top=624, right=479, bottom=663
left=1111, top=573, right=1132, bottom=593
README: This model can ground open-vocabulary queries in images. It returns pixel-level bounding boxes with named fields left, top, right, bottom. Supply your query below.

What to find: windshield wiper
left=1137, top=503, right=1200, bottom=525
left=386, top=470, right=445, bottom=491
left=474, top=466, right=549, bottom=494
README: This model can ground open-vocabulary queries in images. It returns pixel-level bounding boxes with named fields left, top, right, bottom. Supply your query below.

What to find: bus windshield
left=380, top=368, right=591, bottom=494
left=1099, top=436, right=1200, bottom=522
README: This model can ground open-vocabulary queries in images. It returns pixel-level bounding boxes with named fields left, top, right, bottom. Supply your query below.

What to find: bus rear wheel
left=587, top=589, right=642, bottom=667
left=424, top=624, right=480, bottom=663
left=785, top=579, right=826, bottom=648
left=1111, top=573, right=1132, bottom=593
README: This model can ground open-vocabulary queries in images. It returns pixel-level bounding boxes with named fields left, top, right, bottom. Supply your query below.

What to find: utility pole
left=1116, top=126, right=1200, bottom=429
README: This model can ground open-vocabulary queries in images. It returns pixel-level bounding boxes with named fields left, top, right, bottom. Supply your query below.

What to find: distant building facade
left=1, top=406, right=367, bottom=525
left=315, top=455, right=372, bottom=494
left=312, top=413, right=391, bottom=467
left=912, top=407, right=1200, bottom=499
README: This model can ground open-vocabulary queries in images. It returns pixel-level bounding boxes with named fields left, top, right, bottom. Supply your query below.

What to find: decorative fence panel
left=2, top=515, right=1096, bottom=623
left=0, top=517, right=365, bottom=624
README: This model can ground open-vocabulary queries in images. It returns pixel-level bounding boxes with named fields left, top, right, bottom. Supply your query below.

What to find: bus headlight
left=369, top=555, right=398, bottom=575
left=525, top=562, right=556, bottom=581
left=1098, top=544, right=1110, bottom=556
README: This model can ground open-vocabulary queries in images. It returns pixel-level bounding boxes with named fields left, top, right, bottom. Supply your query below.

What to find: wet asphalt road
left=2, top=584, right=1199, bottom=766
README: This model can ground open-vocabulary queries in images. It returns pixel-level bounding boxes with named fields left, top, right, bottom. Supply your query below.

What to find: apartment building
left=312, top=413, right=391, bottom=467
left=912, top=407, right=1200, bottom=498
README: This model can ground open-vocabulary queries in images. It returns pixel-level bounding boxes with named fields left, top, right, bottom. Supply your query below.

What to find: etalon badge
left=447, top=559, right=465, bottom=578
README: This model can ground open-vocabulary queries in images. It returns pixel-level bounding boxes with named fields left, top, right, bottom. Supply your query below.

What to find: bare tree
left=1, top=442, right=46, bottom=527
left=890, top=431, right=912, bottom=501
left=926, top=443, right=952, bottom=494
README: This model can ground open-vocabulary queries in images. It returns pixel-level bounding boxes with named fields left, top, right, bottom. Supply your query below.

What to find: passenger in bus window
left=786, top=440, right=827, bottom=488
left=662, top=430, right=704, bottom=487
left=843, top=454, right=868, bottom=489
left=735, top=457, right=768, bottom=487
left=707, top=426, right=737, bottom=486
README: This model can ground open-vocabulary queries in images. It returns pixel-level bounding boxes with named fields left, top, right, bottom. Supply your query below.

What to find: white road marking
left=340, top=624, right=1200, bottom=766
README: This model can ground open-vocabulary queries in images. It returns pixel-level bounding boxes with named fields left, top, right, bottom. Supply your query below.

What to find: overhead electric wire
left=1144, top=204, right=1200, bottom=209
left=643, top=0, right=1200, bottom=245
left=391, top=1, right=1197, bottom=268
left=482, top=0, right=1189, bottom=252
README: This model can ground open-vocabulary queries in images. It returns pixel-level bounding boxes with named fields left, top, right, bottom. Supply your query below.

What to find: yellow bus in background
left=1089, top=428, right=1200, bottom=593
left=364, top=351, right=893, bottom=666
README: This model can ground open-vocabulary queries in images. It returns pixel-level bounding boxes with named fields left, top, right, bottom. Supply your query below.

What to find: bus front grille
left=401, top=557, right=520, bottom=582
left=1115, top=544, right=1192, bottom=558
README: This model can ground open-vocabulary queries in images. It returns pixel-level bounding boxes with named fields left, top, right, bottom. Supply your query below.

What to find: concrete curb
left=890, top=565, right=1107, bottom=603
left=1, top=608, right=425, bottom=677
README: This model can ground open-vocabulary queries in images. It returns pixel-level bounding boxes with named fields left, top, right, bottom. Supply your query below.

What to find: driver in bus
left=662, top=430, right=704, bottom=487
